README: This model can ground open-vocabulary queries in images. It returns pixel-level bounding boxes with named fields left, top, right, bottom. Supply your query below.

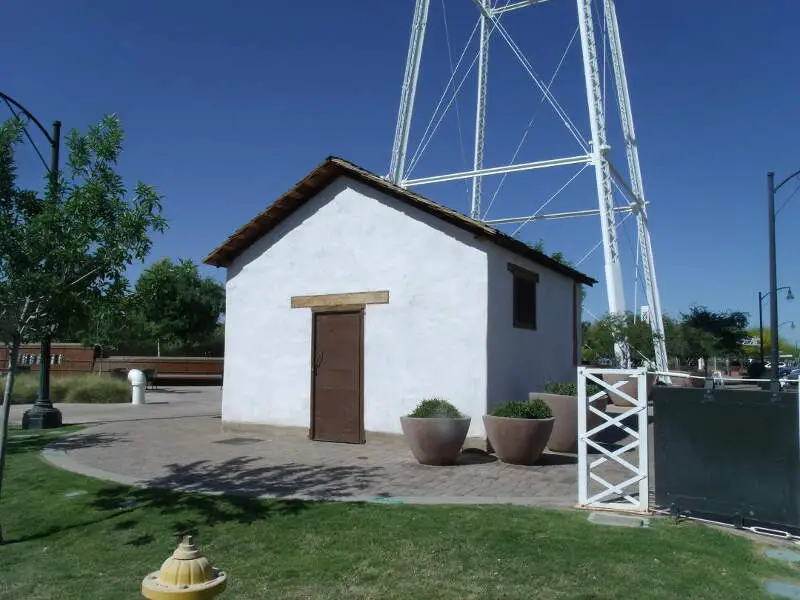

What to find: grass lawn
left=1, top=428, right=798, bottom=600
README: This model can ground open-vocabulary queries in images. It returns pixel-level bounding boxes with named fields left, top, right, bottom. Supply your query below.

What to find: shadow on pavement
left=131, top=457, right=386, bottom=500
left=46, top=432, right=129, bottom=452
left=458, top=449, right=498, bottom=465
left=537, top=453, right=578, bottom=466
left=146, top=388, right=209, bottom=395
left=63, top=414, right=221, bottom=426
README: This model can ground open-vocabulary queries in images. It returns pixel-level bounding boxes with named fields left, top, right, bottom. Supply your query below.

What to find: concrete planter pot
left=603, top=373, right=656, bottom=406
left=400, top=416, right=471, bottom=466
left=482, top=415, right=554, bottom=465
left=531, top=392, right=608, bottom=454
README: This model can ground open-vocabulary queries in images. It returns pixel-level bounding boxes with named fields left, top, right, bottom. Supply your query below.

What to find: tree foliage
left=581, top=311, right=657, bottom=366
left=0, top=115, right=167, bottom=347
left=0, top=114, right=168, bottom=521
left=680, top=306, right=749, bottom=366
left=131, top=258, right=224, bottom=349
left=743, top=327, right=796, bottom=357
left=62, top=258, right=225, bottom=356
left=582, top=305, right=751, bottom=370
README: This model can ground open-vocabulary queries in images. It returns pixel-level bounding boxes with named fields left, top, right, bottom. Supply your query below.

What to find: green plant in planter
left=408, top=397, right=463, bottom=418
left=544, top=381, right=604, bottom=397
left=490, top=399, right=552, bottom=419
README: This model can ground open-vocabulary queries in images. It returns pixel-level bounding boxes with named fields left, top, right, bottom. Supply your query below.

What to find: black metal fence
left=653, top=386, right=800, bottom=532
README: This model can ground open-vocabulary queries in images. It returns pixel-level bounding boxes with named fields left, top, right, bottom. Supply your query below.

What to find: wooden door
left=311, top=311, right=364, bottom=443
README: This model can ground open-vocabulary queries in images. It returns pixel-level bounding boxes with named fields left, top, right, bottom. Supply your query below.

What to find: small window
left=508, top=263, right=538, bottom=330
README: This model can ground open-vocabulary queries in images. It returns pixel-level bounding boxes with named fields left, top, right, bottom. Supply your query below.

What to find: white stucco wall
left=222, top=176, right=489, bottom=436
left=485, top=244, right=580, bottom=412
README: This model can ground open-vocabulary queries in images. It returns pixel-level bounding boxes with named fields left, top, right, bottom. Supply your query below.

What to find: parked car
left=784, top=367, right=800, bottom=383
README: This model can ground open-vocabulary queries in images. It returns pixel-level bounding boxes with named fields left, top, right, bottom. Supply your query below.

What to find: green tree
left=582, top=319, right=614, bottom=362
left=680, top=306, right=749, bottom=372
left=662, top=314, right=689, bottom=367
left=58, top=275, right=133, bottom=349
left=743, top=327, right=796, bottom=358
left=0, top=115, right=167, bottom=536
left=581, top=312, right=658, bottom=367
left=130, top=258, right=224, bottom=353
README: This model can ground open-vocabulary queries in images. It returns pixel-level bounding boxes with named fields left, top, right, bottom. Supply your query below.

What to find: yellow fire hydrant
left=142, top=535, right=227, bottom=600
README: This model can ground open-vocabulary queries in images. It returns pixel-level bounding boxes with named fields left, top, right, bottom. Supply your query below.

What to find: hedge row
left=1, top=374, right=130, bottom=405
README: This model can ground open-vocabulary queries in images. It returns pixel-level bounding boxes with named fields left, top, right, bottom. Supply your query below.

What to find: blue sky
left=3, top=0, right=800, bottom=341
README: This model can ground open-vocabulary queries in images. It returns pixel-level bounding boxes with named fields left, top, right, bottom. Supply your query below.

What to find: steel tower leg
left=389, top=0, right=431, bottom=185
left=604, top=0, right=669, bottom=379
left=471, top=0, right=491, bottom=219
left=577, top=0, right=626, bottom=323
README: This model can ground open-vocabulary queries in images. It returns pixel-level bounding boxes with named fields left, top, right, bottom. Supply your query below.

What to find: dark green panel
left=653, top=386, right=800, bottom=530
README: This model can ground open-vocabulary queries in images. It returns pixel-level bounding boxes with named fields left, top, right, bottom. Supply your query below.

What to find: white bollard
left=127, top=368, right=147, bottom=405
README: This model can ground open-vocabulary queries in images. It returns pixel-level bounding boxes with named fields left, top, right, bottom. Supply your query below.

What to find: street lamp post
left=758, top=287, right=793, bottom=365
left=0, top=91, right=63, bottom=429
left=767, top=168, right=800, bottom=392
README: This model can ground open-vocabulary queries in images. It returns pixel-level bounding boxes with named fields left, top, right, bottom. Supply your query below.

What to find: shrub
left=490, top=398, right=552, bottom=419
left=544, top=381, right=605, bottom=397
left=544, top=381, right=576, bottom=396
left=0, top=373, right=130, bottom=404
left=408, top=397, right=463, bottom=418
left=59, top=376, right=130, bottom=404
left=1, top=373, right=40, bottom=404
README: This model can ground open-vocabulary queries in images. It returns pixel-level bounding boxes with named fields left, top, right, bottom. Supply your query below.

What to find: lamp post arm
left=0, top=91, right=55, bottom=146
left=0, top=90, right=62, bottom=427
left=774, top=168, right=800, bottom=194
left=759, top=286, right=792, bottom=303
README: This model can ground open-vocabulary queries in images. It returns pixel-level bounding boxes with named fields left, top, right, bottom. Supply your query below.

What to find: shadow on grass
left=77, top=458, right=383, bottom=543
left=92, top=484, right=310, bottom=526
left=125, top=533, right=156, bottom=547
left=2, top=505, right=142, bottom=546
left=6, top=458, right=372, bottom=546
left=8, top=426, right=106, bottom=455
left=4, top=428, right=381, bottom=547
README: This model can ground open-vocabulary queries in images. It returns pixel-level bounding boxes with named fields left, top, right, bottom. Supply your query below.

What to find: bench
left=152, top=372, right=223, bottom=388
left=98, top=366, right=223, bottom=388
left=153, top=373, right=220, bottom=381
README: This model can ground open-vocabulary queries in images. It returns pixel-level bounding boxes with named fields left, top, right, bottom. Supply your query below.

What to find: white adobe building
left=205, top=157, right=595, bottom=443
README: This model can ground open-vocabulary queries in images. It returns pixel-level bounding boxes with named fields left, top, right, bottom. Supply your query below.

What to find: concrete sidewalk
left=10, top=385, right=221, bottom=426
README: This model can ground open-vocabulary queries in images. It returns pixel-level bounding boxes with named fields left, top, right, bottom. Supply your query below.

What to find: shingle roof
left=203, top=156, right=596, bottom=286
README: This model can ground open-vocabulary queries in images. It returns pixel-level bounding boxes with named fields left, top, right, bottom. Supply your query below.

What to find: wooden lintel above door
left=291, top=290, right=389, bottom=309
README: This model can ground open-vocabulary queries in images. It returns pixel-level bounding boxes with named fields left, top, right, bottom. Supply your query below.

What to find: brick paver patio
left=20, top=387, right=651, bottom=509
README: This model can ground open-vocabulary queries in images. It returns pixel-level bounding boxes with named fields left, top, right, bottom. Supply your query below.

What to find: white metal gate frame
left=577, top=366, right=649, bottom=513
